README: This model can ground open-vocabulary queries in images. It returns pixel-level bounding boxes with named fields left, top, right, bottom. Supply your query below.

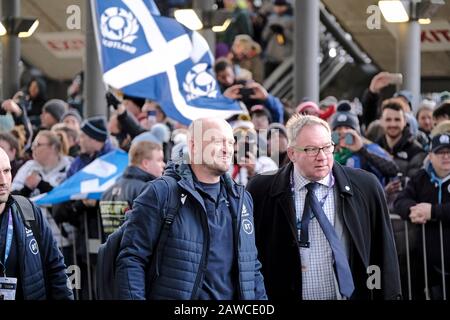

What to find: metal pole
left=294, top=0, right=320, bottom=104
left=84, top=0, right=106, bottom=118
left=83, top=212, right=93, bottom=300
left=72, top=227, right=79, bottom=300
left=405, top=221, right=412, bottom=300
left=397, top=20, right=421, bottom=112
left=193, top=0, right=215, bottom=53
left=439, top=222, right=447, bottom=300
left=1, top=0, right=20, bottom=100
left=422, top=224, right=430, bottom=300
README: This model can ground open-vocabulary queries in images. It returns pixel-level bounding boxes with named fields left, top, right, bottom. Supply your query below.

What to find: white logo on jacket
left=29, top=239, right=39, bottom=255
left=242, top=219, right=254, bottom=235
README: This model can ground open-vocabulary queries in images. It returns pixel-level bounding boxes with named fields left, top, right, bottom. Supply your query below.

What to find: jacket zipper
left=190, top=193, right=210, bottom=299
left=233, top=185, right=245, bottom=299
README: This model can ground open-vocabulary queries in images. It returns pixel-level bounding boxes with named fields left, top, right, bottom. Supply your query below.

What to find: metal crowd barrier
left=390, top=213, right=447, bottom=300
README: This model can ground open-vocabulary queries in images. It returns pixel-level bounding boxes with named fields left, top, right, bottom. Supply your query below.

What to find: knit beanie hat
left=81, top=116, right=108, bottom=142
left=62, top=109, right=82, bottom=124
left=331, top=101, right=360, bottom=132
left=43, top=99, right=68, bottom=122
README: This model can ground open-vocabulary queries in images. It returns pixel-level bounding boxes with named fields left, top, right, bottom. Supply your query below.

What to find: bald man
left=0, top=148, right=73, bottom=300
left=116, top=118, right=266, bottom=300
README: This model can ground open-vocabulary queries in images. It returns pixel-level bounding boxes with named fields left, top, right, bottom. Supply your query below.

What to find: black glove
left=106, top=92, right=121, bottom=110
left=269, top=23, right=284, bottom=34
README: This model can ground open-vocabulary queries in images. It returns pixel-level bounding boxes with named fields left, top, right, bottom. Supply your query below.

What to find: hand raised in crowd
left=339, top=129, right=364, bottom=152
left=247, top=82, right=269, bottom=100
left=223, top=84, right=244, bottom=100
left=1, top=99, right=23, bottom=116
left=409, top=202, right=432, bottom=224
left=384, top=179, right=402, bottom=195
left=25, top=171, right=42, bottom=190
left=106, top=92, right=126, bottom=115
left=12, top=90, right=28, bottom=104
left=369, top=71, right=393, bottom=94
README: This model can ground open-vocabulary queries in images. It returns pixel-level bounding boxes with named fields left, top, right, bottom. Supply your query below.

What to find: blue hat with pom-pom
left=331, top=101, right=360, bottom=132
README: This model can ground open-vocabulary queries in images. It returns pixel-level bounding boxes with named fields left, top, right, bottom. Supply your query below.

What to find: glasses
left=434, top=149, right=450, bottom=157
left=292, top=143, right=335, bottom=157
left=32, top=142, right=51, bottom=149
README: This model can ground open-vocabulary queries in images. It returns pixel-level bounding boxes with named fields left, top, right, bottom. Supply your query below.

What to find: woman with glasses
left=11, top=130, right=72, bottom=197
left=11, top=130, right=74, bottom=266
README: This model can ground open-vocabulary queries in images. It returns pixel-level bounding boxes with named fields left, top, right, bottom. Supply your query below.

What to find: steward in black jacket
left=394, top=156, right=450, bottom=299
left=247, top=162, right=401, bottom=300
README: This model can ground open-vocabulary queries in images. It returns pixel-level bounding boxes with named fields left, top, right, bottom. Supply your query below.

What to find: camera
left=239, top=87, right=254, bottom=100
left=106, top=92, right=121, bottom=110
left=388, top=73, right=403, bottom=86
left=331, top=132, right=354, bottom=145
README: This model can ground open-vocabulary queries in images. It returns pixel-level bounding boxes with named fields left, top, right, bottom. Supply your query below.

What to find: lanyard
left=290, top=170, right=334, bottom=206
left=290, top=170, right=334, bottom=240
left=1, top=209, right=13, bottom=276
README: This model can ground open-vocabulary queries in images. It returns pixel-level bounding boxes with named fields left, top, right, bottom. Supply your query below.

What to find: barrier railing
left=390, top=213, right=447, bottom=300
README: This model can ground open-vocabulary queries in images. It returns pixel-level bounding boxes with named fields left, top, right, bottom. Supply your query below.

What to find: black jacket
left=394, top=166, right=450, bottom=270
left=377, top=129, right=426, bottom=179
left=246, top=162, right=401, bottom=300
left=100, top=166, right=156, bottom=237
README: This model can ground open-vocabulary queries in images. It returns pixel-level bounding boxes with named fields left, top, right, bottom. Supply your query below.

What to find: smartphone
left=392, top=172, right=404, bottom=191
left=344, top=132, right=354, bottom=145
left=147, top=110, right=157, bottom=125
left=388, top=73, right=403, bottom=86
left=331, top=132, right=354, bottom=145
left=239, top=87, right=254, bottom=99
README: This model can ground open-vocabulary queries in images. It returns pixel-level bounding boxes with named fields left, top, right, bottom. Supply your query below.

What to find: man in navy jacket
left=0, top=147, right=73, bottom=300
left=116, top=118, right=266, bottom=300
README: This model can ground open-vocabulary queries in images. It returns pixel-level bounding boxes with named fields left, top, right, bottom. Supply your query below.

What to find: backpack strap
left=11, top=195, right=42, bottom=247
left=148, top=176, right=182, bottom=283
left=11, top=194, right=48, bottom=295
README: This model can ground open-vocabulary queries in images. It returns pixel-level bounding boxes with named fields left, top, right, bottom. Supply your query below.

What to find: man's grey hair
left=286, top=114, right=331, bottom=147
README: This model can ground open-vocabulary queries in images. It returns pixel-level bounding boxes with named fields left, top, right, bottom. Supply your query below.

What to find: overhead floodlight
left=18, top=19, right=39, bottom=38
left=328, top=47, right=337, bottom=58
left=0, top=22, right=6, bottom=36
left=212, top=18, right=231, bottom=33
left=174, top=9, right=203, bottom=31
left=418, top=18, right=432, bottom=24
left=378, top=1, right=409, bottom=23
left=0, top=17, right=39, bottom=37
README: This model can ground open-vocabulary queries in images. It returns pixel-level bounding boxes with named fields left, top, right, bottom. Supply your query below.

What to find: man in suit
left=247, top=114, right=401, bottom=300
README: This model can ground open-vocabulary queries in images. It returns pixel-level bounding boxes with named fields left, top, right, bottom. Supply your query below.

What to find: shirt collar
left=293, top=165, right=333, bottom=191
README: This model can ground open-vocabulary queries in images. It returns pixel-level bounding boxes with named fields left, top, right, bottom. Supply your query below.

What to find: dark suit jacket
left=247, top=162, right=401, bottom=300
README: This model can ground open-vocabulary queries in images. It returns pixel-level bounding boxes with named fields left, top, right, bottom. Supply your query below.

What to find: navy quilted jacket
left=115, top=163, right=267, bottom=300
left=8, top=197, right=73, bottom=300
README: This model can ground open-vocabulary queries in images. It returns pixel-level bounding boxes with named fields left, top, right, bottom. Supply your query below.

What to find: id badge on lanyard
left=0, top=209, right=17, bottom=300
left=0, top=277, right=17, bottom=300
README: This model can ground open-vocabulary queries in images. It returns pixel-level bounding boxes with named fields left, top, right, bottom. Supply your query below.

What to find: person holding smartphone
left=331, top=101, right=399, bottom=186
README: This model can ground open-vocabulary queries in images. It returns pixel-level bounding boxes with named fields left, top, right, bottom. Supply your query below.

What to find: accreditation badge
left=0, top=277, right=17, bottom=300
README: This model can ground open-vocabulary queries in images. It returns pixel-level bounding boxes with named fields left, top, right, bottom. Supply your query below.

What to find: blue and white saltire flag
left=92, top=0, right=242, bottom=125
left=34, top=150, right=128, bottom=206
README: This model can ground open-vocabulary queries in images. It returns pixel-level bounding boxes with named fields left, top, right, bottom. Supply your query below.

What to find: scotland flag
left=34, top=150, right=129, bottom=206
left=92, top=0, right=242, bottom=125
